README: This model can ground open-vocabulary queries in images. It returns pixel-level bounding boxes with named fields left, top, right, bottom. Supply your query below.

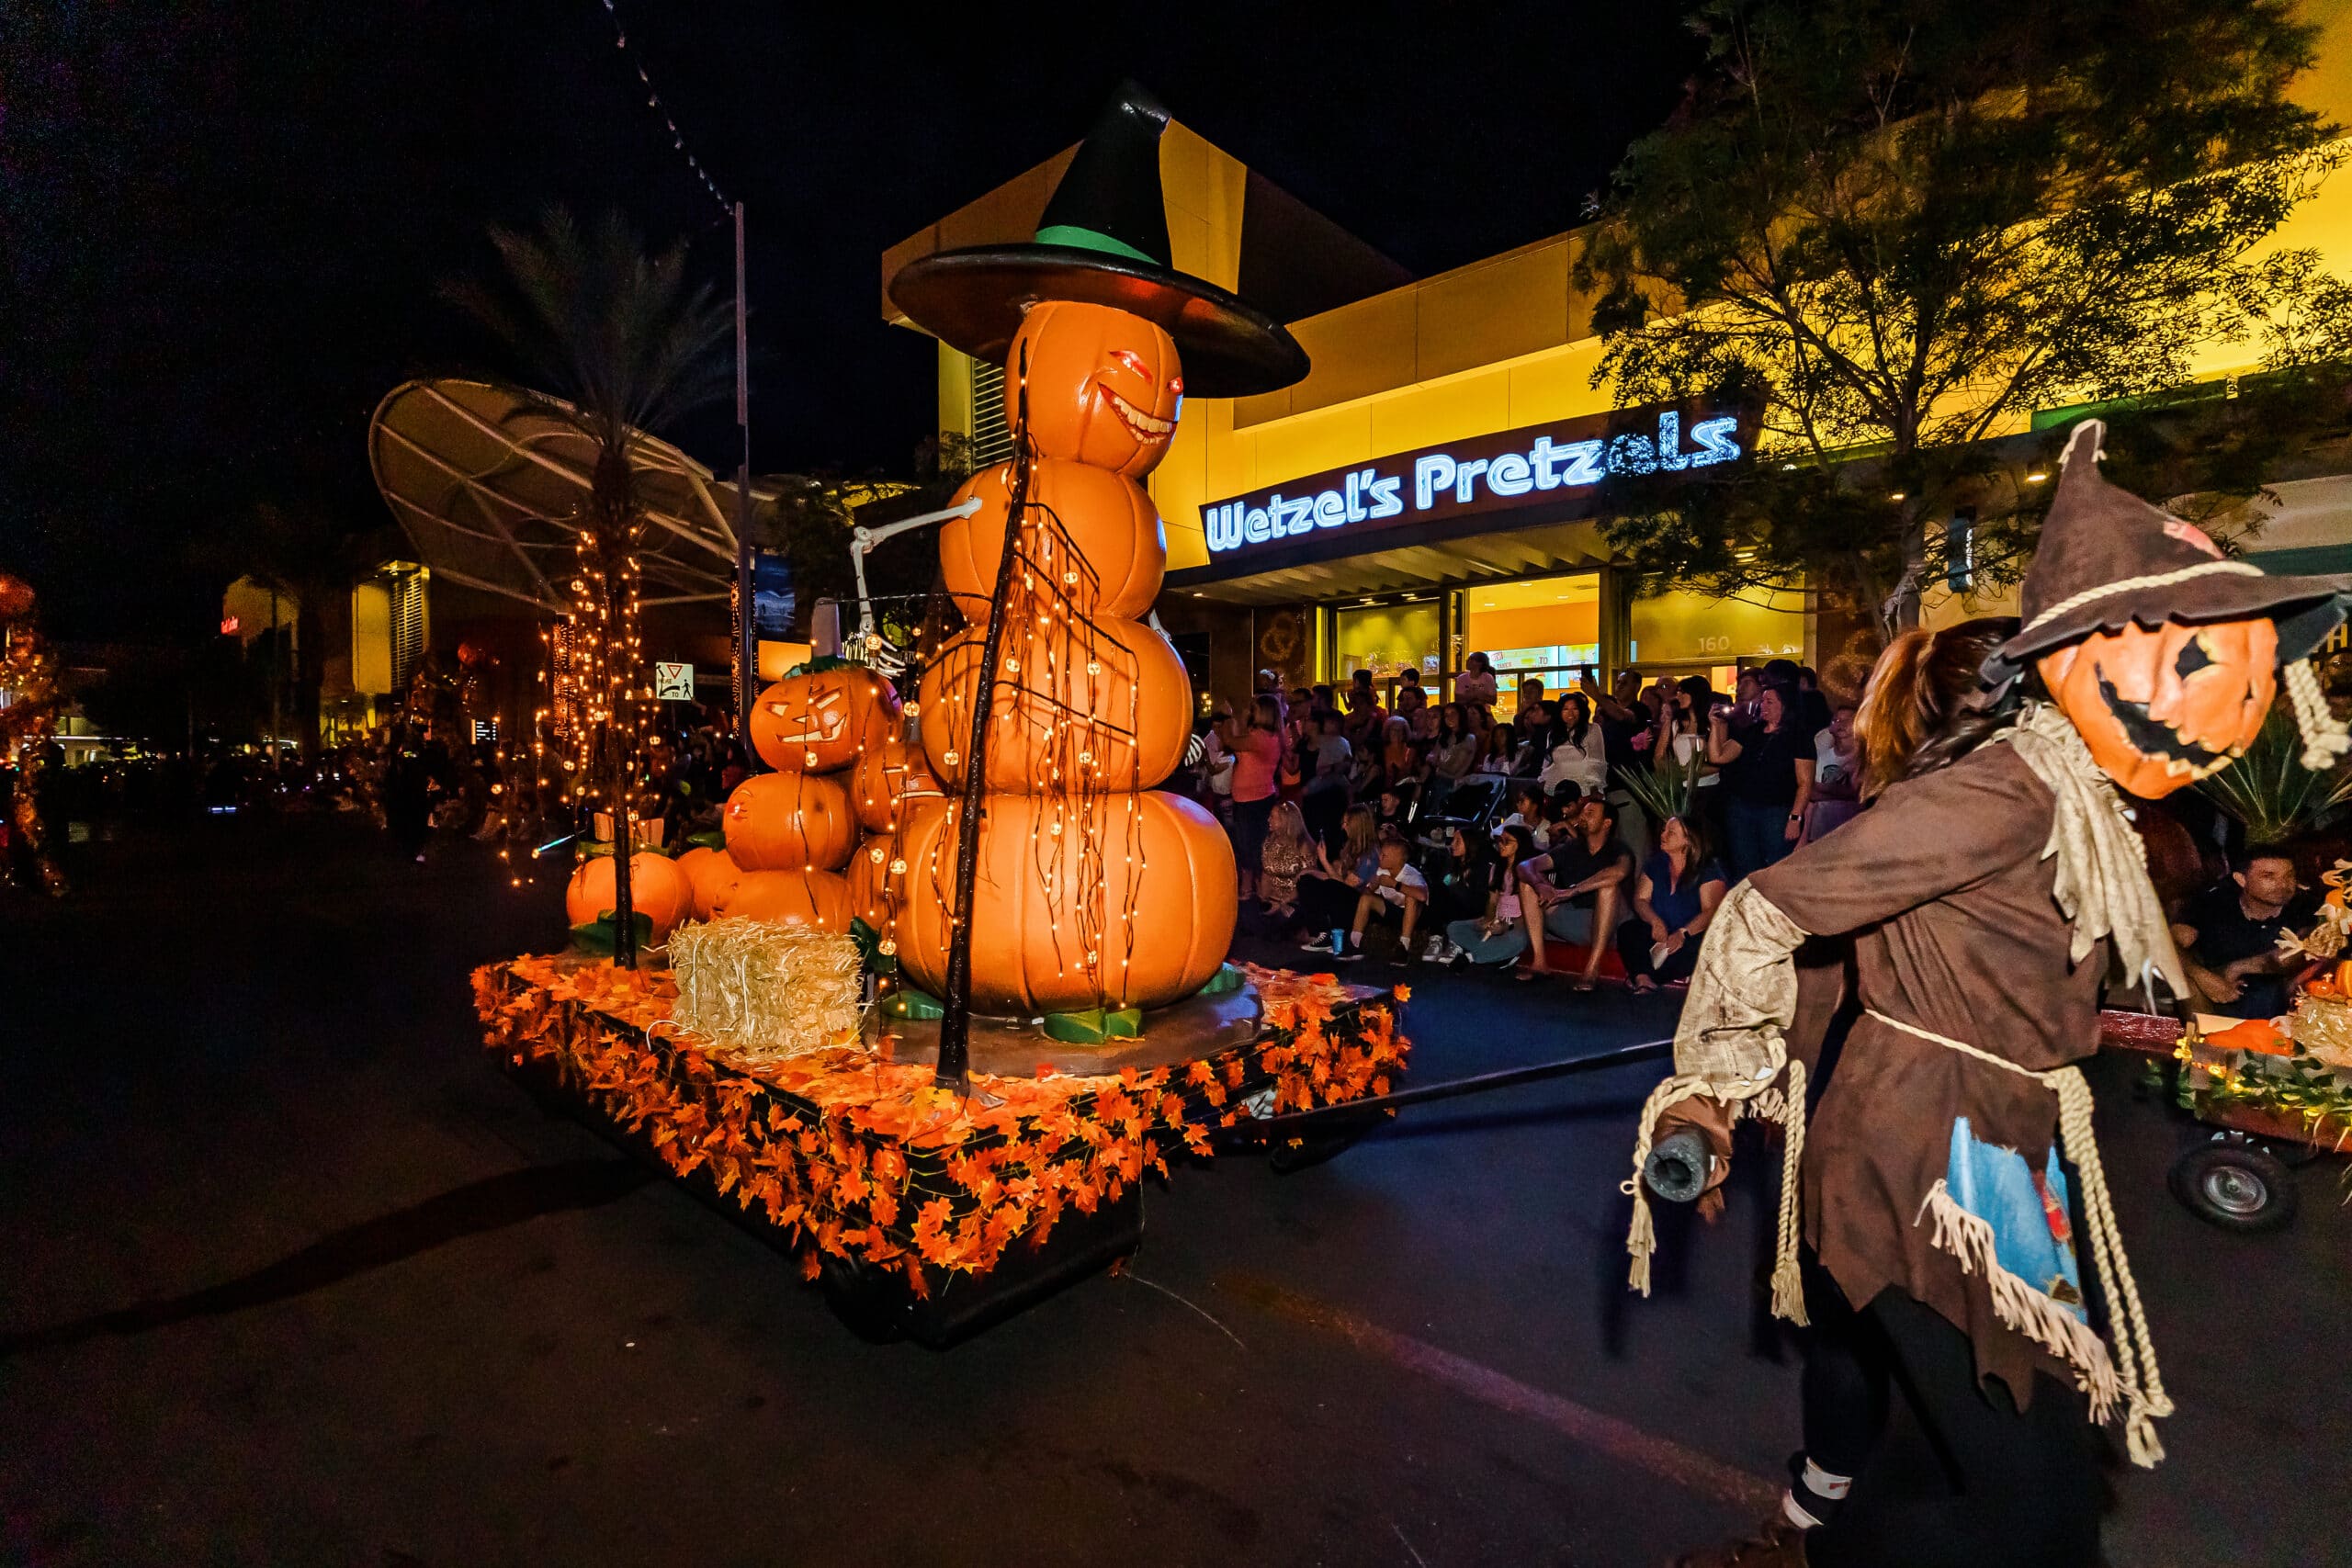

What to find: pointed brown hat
left=1982, top=419, right=2352, bottom=686
left=888, top=84, right=1309, bottom=399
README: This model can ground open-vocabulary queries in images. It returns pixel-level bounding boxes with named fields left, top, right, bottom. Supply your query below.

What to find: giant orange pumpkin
left=892, top=792, right=1235, bottom=1014
left=566, top=852, right=692, bottom=940
left=749, top=665, right=899, bottom=773
left=723, top=772, right=857, bottom=872
left=846, top=831, right=906, bottom=931
left=939, top=458, right=1166, bottom=621
left=2039, top=618, right=2277, bottom=797
left=1008, top=300, right=1182, bottom=479
left=677, top=844, right=745, bottom=919
left=916, top=614, right=1192, bottom=794
left=850, top=737, right=944, bottom=834
left=715, top=867, right=851, bottom=931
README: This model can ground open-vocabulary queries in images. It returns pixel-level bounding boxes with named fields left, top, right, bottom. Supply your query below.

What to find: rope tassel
left=2284, top=657, right=2349, bottom=773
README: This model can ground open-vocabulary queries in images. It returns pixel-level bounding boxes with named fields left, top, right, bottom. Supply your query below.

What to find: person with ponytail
left=1641, top=419, right=2352, bottom=1568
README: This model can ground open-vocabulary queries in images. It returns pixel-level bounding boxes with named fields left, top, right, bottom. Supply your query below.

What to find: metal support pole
left=733, top=200, right=757, bottom=753
left=933, top=346, right=1031, bottom=1095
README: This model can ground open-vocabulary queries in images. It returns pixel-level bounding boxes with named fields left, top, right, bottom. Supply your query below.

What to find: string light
left=594, top=0, right=729, bottom=212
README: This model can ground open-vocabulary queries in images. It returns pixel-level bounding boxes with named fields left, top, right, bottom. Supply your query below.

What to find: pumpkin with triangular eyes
left=2038, top=618, right=2277, bottom=797
left=749, top=665, right=899, bottom=773
left=1010, top=300, right=1182, bottom=479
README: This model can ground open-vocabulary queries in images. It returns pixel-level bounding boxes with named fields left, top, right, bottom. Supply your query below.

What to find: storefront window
left=1458, top=573, right=1600, bottom=711
left=1629, top=585, right=1808, bottom=675
left=1332, top=601, right=1439, bottom=683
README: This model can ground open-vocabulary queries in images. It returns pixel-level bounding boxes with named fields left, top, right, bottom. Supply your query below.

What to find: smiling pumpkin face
left=1009, top=300, right=1182, bottom=479
left=748, top=666, right=899, bottom=773
left=2038, top=618, right=2278, bottom=796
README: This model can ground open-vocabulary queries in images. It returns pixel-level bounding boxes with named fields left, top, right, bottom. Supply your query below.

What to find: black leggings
left=1295, top=876, right=1363, bottom=932
left=1805, top=1283, right=2098, bottom=1568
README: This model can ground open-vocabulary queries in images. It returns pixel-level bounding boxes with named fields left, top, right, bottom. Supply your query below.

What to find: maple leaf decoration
left=478, top=956, right=1408, bottom=1286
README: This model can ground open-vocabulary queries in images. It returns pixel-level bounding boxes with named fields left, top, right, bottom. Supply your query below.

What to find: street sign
left=653, top=661, right=695, bottom=702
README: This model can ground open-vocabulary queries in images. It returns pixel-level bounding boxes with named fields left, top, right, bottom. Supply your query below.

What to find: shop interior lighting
left=2025, top=471, right=2049, bottom=483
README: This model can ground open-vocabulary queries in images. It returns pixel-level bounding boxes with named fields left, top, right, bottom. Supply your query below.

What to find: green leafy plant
left=2196, top=701, right=2352, bottom=845
left=1577, top=0, right=2346, bottom=632
left=1622, top=749, right=1708, bottom=833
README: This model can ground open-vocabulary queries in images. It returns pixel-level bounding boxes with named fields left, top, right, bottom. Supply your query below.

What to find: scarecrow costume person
left=1628, top=419, right=2352, bottom=1568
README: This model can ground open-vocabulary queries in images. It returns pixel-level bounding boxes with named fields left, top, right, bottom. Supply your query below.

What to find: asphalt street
left=3, top=818, right=2346, bottom=1566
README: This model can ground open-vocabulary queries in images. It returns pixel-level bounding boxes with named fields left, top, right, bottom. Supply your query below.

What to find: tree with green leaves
left=1578, top=0, right=2347, bottom=632
left=447, top=208, right=733, bottom=967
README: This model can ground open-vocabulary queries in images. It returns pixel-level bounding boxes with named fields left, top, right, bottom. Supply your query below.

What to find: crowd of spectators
left=1188, top=655, right=1861, bottom=979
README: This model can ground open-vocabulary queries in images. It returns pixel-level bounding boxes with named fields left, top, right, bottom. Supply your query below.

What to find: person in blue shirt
left=1614, top=812, right=1729, bottom=992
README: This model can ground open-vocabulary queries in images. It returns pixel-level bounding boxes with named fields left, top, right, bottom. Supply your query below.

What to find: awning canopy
left=1164, top=517, right=1613, bottom=606
left=368, top=378, right=768, bottom=615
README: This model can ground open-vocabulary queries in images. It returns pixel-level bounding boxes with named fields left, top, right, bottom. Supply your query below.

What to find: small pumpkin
left=565, top=852, right=692, bottom=940
left=676, top=844, right=744, bottom=919
left=714, top=867, right=851, bottom=931
left=850, top=737, right=945, bottom=835
left=891, top=791, right=1236, bottom=1015
left=749, top=664, right=899, bottom=773
left=2038, top=618, right=2278, bottom=798
left=917, top=614, right=1193, bottom=794
left=2336, top=958, right=2352, bottom=994
left=1008, top=300, right=1182, bottom=479
left=939, top=457, right=1166, bottom=621
left=723, top=772, right=856, bottom=873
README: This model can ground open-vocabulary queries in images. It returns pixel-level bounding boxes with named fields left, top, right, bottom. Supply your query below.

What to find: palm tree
left=446, top=207, right=734, bottom=966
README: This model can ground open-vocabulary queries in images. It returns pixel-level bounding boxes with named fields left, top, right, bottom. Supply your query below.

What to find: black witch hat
left=1983, top=419, right=2352, bottom=687
left=888, top=84, right=1309, bottom=399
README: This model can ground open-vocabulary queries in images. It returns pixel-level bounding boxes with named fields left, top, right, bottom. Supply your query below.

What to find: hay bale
left=669, top=916, right=864, bottom=1064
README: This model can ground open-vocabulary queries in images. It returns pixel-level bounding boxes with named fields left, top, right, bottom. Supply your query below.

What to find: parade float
left=477, top=87, right=1409, bottom=1344
left=0, top=573, right=67, bottom=898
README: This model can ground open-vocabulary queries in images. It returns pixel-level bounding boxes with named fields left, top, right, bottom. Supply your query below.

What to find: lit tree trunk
left=594, top=447, right=639, bottom=971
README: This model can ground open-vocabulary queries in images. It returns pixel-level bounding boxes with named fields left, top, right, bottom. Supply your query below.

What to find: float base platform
left=475, top=956, right=1408, bottom=1347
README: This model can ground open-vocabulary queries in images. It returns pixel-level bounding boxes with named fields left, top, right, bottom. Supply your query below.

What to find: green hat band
left=1033, top=223, right=1158, bottom=265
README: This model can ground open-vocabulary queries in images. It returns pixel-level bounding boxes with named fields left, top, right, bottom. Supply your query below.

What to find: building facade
left=884, top=17, right=2352, bottom=716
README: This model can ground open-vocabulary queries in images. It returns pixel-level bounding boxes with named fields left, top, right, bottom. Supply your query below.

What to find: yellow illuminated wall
left=902, top=8, right=2352, bottom=586
left=1631, top=588, right=1811, bottom=668
left=1332, top=604, right=1440, bottom=682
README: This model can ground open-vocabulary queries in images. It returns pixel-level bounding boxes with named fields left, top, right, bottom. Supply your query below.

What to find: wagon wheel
left=2167, top=1140, right=2299, bottom=1234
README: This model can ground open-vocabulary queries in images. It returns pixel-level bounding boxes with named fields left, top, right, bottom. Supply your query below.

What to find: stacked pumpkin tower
left=662, top=662, right=941, bottom=942
left=896, top=300, right=1229, bottom=1021
left=882, top=85, right=1309, bottom=1029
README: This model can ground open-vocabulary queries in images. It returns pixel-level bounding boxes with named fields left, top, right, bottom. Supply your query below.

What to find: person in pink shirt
left=1227, top=694, right=1284, bottom=901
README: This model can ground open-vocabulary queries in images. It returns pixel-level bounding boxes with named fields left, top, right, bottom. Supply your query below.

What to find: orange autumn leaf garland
left=473, top=957, right=1408, bottom=1290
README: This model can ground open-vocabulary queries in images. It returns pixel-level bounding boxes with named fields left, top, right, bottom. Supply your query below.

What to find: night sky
left=2, top=2, right=1697, bottom=640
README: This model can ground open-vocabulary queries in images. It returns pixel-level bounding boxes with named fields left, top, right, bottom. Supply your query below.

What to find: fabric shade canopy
left=368, top=378, right=767, bottom=615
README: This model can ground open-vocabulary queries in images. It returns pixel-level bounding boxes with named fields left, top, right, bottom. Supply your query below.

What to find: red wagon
left=2099, top=1008, right=2352, bottom=1233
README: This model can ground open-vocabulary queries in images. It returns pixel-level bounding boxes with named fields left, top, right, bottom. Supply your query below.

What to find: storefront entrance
left=1311, top=570, right=1811, bottom=714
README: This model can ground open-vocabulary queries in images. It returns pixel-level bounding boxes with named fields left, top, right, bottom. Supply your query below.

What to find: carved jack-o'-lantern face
left=2039, top=618, right=2278, bottom=797
left=1008, top=300, right=1183, bottom=479
left=749, top=666, right=899, bottom=773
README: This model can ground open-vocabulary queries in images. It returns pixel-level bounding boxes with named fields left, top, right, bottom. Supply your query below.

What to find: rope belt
left=1867, top=1009, right=2173, bottom=1467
